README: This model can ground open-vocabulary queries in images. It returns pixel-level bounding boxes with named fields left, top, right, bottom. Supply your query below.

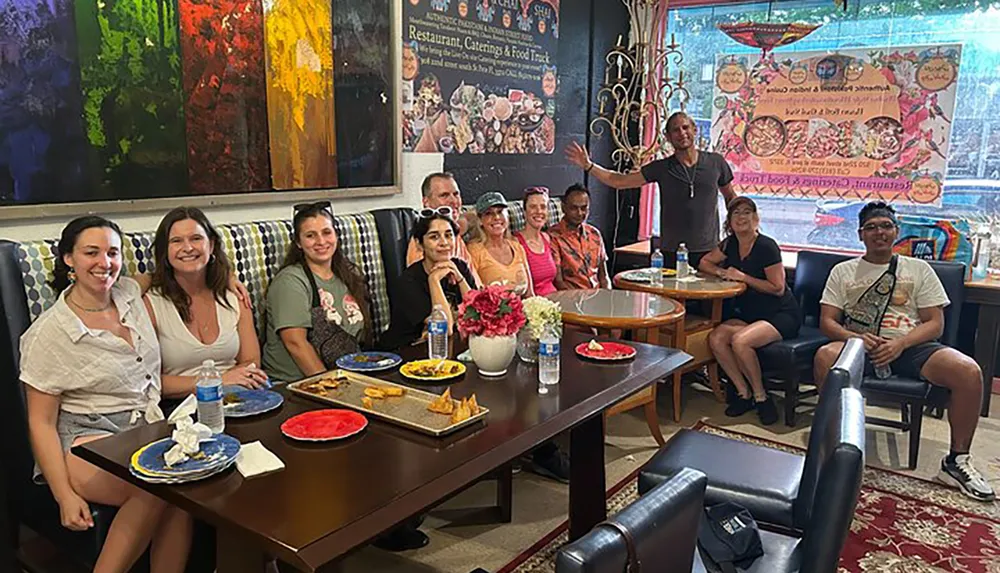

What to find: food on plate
left=353, top=353, right=391, bottom=363
left=364, top=387, right=386, bottom=399
left=864, top=116, right=903, bottom=160
left=427, top=388, right=456, bottom=414
left=405, top=360, right=462, bottom=378
left=587, top=339, right=605, bottom=352
left=450, top=394, right=482, bottom=423
left=362, top=397, right=374, bottom=409
left=381, top=386, right=405, bottom=397
left=222, top=393, right=242, bottom=405
left=493, top=97, right=512, bottom=121
left=743, top=116, right=785, bottom=157
left=781, top=120, right=808, bottom=158
left=836, top=120, right=864, bottom=158
left=806, top=122, right=839, bottom=159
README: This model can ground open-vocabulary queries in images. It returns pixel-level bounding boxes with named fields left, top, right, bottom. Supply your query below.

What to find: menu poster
left=710, top=44, right=962, bottom=205
left=402, top=0, right=560, bottom=154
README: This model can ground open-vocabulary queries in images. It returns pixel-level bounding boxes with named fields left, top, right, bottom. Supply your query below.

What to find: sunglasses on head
left=418, top=206, right=454, bottom=219
left=293, top=200, right=333, bottom=215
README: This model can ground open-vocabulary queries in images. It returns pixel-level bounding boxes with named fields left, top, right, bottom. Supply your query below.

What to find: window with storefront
left=652, top=0, right=1000, bottom=253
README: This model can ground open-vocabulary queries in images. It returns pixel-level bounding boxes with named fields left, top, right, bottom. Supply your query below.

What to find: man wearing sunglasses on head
left=812, top=201, right=994, bottom=502
left=406, top=173, right=481, bottom=285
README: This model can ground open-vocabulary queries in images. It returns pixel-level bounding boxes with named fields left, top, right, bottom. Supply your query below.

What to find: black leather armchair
left=757, top=251, right=850, bottom=426
left=862, top=260, right=965, bottom=469
left=639, top=339, right=865, bottom=533
left=556, top=468, right=707, bottom=573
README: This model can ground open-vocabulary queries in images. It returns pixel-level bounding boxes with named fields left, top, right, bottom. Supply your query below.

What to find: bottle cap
left=202, top=359, right=215, bottom=368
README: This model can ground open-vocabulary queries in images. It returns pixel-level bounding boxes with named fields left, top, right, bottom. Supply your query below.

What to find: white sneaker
left=937, top=454, right=996, bottom=502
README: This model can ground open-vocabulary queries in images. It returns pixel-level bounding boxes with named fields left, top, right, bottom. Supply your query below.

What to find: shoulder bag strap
left=596, top=520, right=641, bottom=573
left=302, top=263, right=321, bottom=309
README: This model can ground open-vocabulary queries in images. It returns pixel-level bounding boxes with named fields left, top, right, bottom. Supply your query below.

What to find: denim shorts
left=33, top=410, right=145, bottom=483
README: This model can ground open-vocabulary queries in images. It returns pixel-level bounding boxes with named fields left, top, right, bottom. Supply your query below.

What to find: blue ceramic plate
left=130, top=459, right=235, bottom=484
left=222, top=386, right=284, bottom=418
left=335, top=351, right=402, bottom=373
left=134, top=434, right=240, bottom=477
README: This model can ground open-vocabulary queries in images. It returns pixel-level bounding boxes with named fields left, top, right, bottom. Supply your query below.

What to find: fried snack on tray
left=300, top=376, right=348, bottom=396
left=362, top=397, right=374, bottom=409
left=427, top=388, right=455, bottom=414
left=381, top=386, right=405, bottom=397
left=364, top=387, right=386, bottom=399
left=450, top=394, right=481, bottom=423
left=467, top=394, right=481, bottom=415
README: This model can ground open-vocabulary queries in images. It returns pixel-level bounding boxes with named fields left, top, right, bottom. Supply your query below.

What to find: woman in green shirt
left=262, top=202, right=372, bottom=383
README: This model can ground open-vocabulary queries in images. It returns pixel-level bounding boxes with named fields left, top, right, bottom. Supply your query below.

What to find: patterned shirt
left=549, top=219, right=607, bottom=290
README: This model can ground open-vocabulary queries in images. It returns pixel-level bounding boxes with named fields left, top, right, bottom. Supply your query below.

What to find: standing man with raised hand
left=564, top=111, right=737, bottom=269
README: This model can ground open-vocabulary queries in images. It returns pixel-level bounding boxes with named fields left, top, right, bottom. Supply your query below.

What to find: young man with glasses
left=406, top=173, right=480, bottom=285
left=812, top=202, right=994, bottom=501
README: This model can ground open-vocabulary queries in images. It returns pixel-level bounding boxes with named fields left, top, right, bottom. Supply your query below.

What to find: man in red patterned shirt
left=549, top=184, right=610, bottom=290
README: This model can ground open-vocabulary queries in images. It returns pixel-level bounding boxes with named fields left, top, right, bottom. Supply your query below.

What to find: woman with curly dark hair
left=262, top=202, right=372, bottom=383
left=144, top=206, right=266, bottom=396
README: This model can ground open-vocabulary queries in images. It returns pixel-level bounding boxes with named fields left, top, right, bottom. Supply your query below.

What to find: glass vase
left=517, top=327, right=540, bottom=363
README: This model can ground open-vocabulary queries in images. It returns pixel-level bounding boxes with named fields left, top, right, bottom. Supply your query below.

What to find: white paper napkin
left=236, top=441, right=285, bottom=478
left=163, top=395, right=214, bottom=467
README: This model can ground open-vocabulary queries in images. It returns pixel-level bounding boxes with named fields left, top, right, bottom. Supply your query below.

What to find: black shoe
left=531, top=447, right=570, bottom=484
left=373, top=525, right=430, bottom=552
left=725, top=396, right=755, bottom=417
left=755, top=396, right=779, bottom=426
left=724, top=382, right=741, bottom=404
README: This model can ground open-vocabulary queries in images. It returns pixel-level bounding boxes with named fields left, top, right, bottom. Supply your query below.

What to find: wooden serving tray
left=287, top=370, right=488, bottom=437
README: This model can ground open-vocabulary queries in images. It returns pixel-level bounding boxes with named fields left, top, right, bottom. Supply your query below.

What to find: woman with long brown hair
left=144, top=207, right=266, bottom=396
left=262, top=202, right=372, bottom=383
left=699, top=197, right=800, bottom=425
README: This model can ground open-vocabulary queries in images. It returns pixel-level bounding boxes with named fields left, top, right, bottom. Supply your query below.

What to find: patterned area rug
left=499, top=423, right=1000, bottom=573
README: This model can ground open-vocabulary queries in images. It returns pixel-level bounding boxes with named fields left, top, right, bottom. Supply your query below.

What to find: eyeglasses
left=418, top=206, right=454, bottom=219
left=293, top=200, right=333, bottom=215
left=861, top=222, right=897, bottom=233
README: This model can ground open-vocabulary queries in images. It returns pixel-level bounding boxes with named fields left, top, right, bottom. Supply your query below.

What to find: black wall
left=444, top=0, right=635, bottom=257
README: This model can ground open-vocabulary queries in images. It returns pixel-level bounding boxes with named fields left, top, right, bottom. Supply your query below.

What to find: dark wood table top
left=75, top=331, right=690, bottom=572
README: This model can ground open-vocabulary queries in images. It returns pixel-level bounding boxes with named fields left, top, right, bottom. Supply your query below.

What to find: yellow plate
left=662, top=268, right=677, bottom=276
left=400, top=359, right=467, bottom=381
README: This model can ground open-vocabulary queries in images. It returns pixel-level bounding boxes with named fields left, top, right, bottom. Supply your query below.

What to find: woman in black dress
left=699, top=197, right=800, bottom=425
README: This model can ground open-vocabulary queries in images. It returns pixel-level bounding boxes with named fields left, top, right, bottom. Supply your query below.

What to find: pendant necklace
left=682, top=162, right=697, bottom=199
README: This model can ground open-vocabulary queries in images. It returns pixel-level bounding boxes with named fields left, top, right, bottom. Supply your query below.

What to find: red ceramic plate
left=575, top=341, right=637, bottom=361
left=280, top=409, right=368, bottom=442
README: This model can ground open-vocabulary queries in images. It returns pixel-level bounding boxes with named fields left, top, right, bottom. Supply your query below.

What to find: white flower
left=522, top=296, right=562, bottom=339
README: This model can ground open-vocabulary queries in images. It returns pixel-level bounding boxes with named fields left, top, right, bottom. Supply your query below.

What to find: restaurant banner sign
left=402, top=0, right=559, bottom=154
left=710, top=44, right=962, bottom=205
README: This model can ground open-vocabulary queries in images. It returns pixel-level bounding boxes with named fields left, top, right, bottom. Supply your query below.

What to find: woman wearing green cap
left=467, top=192, right=535, bottom=297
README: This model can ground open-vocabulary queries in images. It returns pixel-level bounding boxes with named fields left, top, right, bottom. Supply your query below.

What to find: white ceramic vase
left=468, top=334, right=517, bottom=376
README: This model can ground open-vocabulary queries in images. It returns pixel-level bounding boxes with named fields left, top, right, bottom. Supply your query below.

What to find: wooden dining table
left=613, top=271, right=746, bottom=421
left=544, top=289, right=686, bottom=444
left=74, top=331, right=690, bottom=572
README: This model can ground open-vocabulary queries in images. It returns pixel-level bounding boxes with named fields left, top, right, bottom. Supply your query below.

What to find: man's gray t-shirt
left=641, top=151, right=734, bottom=253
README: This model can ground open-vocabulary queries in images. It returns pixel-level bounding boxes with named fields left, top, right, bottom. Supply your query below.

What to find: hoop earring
left=67, top=268, right=77, bottom=284
left=209, top=253, right=216, bottom=263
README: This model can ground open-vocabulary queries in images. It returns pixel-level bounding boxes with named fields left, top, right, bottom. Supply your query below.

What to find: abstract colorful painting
left=0, top=0, right=92, bottom=204
left=178, top=0, right=270, bottom=194
left=263, top=0, right=338, bottom=190
left=74, top=0, right=188, bottom=198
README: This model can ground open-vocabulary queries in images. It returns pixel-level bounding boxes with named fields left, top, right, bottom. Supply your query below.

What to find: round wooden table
left=545, top=289, right=685, bottom=445
left=613, top=271, right=747, bottom=421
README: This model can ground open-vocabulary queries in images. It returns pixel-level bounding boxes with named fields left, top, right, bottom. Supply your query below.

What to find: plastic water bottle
left=428, top=304, right=449, bottom=360
left=874, top=363, right=892, bottom=380
left=677, top=243, right=690, bottom=279
left=538, top=326, right=560, bottom=392
left=196, top=359, right=225, bottom=433
left=650, top=249, right=664, bottom=286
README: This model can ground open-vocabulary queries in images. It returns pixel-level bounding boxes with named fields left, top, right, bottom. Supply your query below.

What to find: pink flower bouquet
left=456, top=285, right=527, bottom=338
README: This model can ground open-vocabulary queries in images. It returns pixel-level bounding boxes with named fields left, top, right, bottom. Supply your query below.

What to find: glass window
left=652, top=0, right=1000, bottom=252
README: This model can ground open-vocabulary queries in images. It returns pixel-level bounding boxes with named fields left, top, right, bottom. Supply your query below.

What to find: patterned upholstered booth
left=14, top=213, right=393, bottom=339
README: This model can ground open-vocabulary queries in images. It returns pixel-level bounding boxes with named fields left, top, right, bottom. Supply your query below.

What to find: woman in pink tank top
left=515, top=188, right=563, bottom=296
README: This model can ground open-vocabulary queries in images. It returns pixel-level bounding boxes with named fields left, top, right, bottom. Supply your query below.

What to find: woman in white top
left=144, top=207, right=266, bottom=394
left=20, top=216, right=192, bottom=573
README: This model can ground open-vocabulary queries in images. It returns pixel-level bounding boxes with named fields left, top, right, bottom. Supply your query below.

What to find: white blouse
left=146, top=289, right=241, bottom=377
left=19, top=278, right=163, bottom=419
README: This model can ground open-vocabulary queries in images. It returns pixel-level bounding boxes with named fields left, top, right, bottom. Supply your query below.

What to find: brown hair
left=282, top=204, right=373, bottom=345
left=151, top=207, right=233, bottom=323
left=723, top=196, right=758, bottom=239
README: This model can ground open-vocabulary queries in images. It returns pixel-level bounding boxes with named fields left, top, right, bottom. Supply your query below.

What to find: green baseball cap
left=475, top=192, right=509, bottom=215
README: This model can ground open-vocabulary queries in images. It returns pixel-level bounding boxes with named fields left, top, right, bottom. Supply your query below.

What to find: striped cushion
left=14, top=215, right=391, bottom=338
